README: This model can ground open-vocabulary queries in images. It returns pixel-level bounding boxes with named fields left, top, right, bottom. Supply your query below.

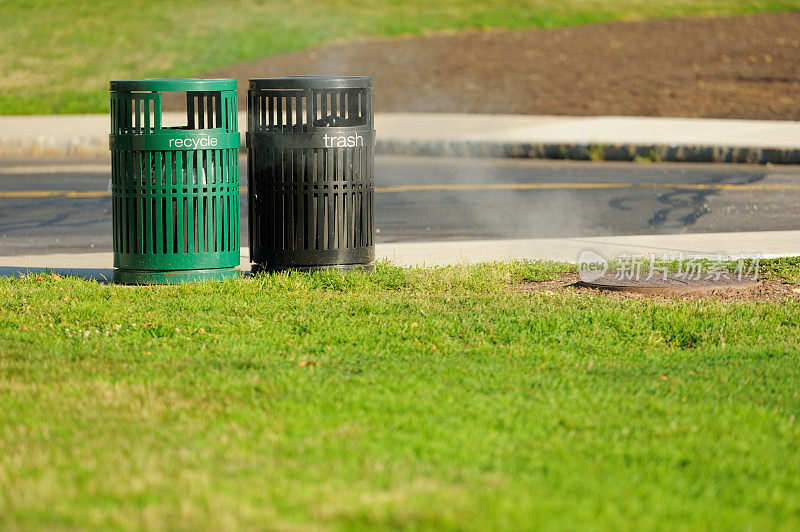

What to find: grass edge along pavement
left=1, top=259, right=800, bottom=529
left=1, top=0, right=800, bottom=114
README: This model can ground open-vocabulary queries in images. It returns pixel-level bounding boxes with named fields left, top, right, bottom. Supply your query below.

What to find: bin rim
left=110, top=78, right=236, bottom=92
left=249, top=76, right=372, bottom=90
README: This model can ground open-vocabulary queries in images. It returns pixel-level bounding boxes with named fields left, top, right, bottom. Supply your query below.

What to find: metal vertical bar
left=128, top=193, right=136, bottom=254
left=111, top=152, right=118, bottom=251
left=316, top=147, right=323, bottom=250
left=247, top=150, right=254, bottom=257
left=187, top=148, right=196, bottom=186
left=268, top=148, right=275, bottom=250
left=110, top=152, right=117, bottom=251
left=286, top=149, right=294, bottom=250
left=307, top=90, right=315, bottom=131
left=125, top=96, right=133, bottom=134
left=146, top=150, right=153, bottom=187
left=368, top=146, right=374, bottom=245
left=215, top=150, right=223, bottom=251
left=197, top=94, right=205, bottom=129
left=337, top=147, right=344, bottom=249
left=303, top=148, right=316, bottom=249
left=295, top=95, right=302, bottom=133
left=207, top=93, right=215, bottom=129
left=153, top=92, right=162, bottom=131
left=112, top=194, right=119, bottom=253
left=347, top=149, right=354, bottom=249
left=193, top=194, right=201, bottom=254
left=232, top=94, right=237, bottom=131
left=159, top=162, right=170, bottom=253
left=246, top=92, right=252, bottom=133
left=229, top=94, right=235, bottom=132
left=143, top=97, right=151, bottom=134
left=143, top=170, right=153, bottom=254
left=352, top=146, right=360, bottom=247
left=327, top=147, right=335, bottom=249
left=185, top=154, right=196, bottom=252
left=208, top=194, right=215, bottom=253
left=187, top=92, right=195, bottom=129
left=175, top=148, right=184, bottom=186
left=110, top=98, right=116, bottom=134
left=161, top=196, right=168, bottom=255
left=134, top=98, right=141, bottom=134
left=154, top=150, right=163, bottom=186
left=152, top=195, right=161, bottom=255
left=277, top=95, right=283, bottom=133
left=171, top=156, right=181, bottom=253
left=258, top=150, right=266, bottom=252
left=137, top=184, right=146, bottom=255
left=267, top=94, right=274, bottom=130
left=184, top=197, right=190, bottom=253
left=204, top=156, right=212, bottom=251
left=284, top=95, right=290, bottom=131
left=215, top=92, right=222, bottom=129
left=198, top=196, right=205, bottom=253
left=233, top=152, right=239, bottom=249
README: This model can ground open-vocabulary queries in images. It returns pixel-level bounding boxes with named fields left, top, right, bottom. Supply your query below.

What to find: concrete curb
left=0, top=137, right=108, bottom=158
left=4, top=137, right=799, bottom=165
left=376, top=140, right=800, bottom=164
left=2, top=113, right=800, bottom=164
left=4, top=136, right=799, bottom=165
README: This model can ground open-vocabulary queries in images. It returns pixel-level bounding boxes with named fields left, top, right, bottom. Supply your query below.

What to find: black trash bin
left=246, top=76, right=375, bottom=272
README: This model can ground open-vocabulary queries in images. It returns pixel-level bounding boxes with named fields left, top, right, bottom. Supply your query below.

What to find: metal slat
left=143, top=97, right=151, bottom=134
left=207, top=93, right=214, bottom=129
left=153, top=93, right=162, bottom=130
left=187, top=93, right=195, bottom=129
left=215, top=151, right=223, bottom=251
left=267, top=94, right=273, bottom=130
left=295, top=95, right=302, bottom=133
left=134, top=98, right=141, bottom=134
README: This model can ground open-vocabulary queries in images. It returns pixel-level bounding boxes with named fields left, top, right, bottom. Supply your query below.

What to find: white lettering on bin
left=323, top=133, right=365, bottom=148
left=169, top=136, right=219, bottom=149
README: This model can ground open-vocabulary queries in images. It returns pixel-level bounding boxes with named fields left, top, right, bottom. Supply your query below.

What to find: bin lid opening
left=110, top=78, right=236, bottom=93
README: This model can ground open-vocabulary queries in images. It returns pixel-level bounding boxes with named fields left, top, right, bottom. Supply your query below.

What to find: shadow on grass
left=0, top=266, right=114, bottom=283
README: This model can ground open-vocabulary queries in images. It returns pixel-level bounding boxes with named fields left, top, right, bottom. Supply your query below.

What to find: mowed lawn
left=1, top=0, right=799, bottom=114
left=1, top=261, right=799, bottom=529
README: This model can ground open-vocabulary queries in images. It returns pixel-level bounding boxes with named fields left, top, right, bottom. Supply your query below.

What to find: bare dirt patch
left=206, top=13, right=800, bottom=120
left=515, top=272, right=800, bottom=302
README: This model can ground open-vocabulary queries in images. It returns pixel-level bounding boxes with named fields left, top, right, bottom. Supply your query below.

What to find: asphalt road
left=1, top=156, right=800, bottom=255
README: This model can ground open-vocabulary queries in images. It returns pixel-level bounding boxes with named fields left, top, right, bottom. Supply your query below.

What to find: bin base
left=114, top=267, right=240, bottom=285
left=251, top=262, right=375, bottom=275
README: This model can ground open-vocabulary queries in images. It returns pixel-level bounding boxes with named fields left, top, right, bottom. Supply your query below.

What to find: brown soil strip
left=515, top=272, right=800, bottom=302
left=205, top=13, right=800, bottom=120
left=576, top=274, right=760, bottom=295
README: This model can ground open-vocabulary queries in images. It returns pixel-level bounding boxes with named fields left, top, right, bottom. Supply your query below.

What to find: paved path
left=1, top=156, right=799, bottom=256
left=379, top=113, right=800, bottom=148
left=2, top=113, right=799, bottom=163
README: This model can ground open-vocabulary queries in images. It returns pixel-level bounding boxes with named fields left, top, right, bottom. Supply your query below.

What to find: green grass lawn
left=1, top=261, right=799, bottom=529
left=1, top=0, right=798, bottom=115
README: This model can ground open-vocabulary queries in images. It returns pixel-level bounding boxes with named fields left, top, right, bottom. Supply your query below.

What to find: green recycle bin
left=109, top=79, right=240, bottom=284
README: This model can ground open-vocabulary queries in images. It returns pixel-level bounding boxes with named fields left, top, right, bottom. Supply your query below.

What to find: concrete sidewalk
left=1, top=231, right=798, bottom=280
left=1, top=112, right=799, bottom=164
